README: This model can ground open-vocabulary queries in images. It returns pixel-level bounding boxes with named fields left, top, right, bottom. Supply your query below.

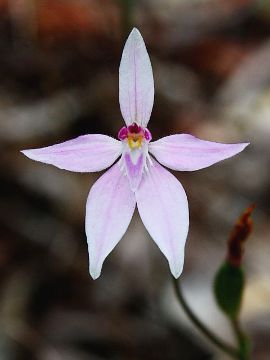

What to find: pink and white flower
left=22, top=28, right=249, bottom=279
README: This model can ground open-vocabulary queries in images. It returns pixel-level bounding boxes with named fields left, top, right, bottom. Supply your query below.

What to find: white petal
left=136, top=158, right=189, bottom=278
left=21, top=134, right=122, bottom=172
left=119, top=28, right=154, bottom=127
left=86, top=161, right=136, bottom=279
left=149, top=134, right=249, bottom=171
left=124, top=152, right=144, bottom=192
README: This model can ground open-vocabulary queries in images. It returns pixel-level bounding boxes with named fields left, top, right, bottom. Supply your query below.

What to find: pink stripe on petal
left=119, top=28, right=154, bottom=127
left=21, top=134, right=122, bottom=172
left=124, top=152, right=144, bottom=192
left=136, top=158, right=189, bottom=278
left=86, top=161, right=136, bottom=279
left=149, top=134, right=249, bottom=171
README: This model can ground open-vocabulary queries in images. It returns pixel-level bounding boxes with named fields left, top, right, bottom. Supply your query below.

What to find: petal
left=149, top=134, right=249, bottom=171
left=124, top=153, right=144, bottom=192
left=119, top=28, right=154, bottom=127
left=21, top=134, right=122, bottom=172
left=122, top=148, right=146, bottom=191
left=86, top=161, right=136, bottom=279
left=136, top=158, right=189, bottom=278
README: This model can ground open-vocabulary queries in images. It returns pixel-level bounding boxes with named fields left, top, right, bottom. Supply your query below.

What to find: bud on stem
left=214, top=204, right=255, bottom=318
left=227, top=204, right=255, bottom=267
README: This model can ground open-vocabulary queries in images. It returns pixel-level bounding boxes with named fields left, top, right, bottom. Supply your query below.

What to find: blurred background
left=0, top=0, right=269, bottom=359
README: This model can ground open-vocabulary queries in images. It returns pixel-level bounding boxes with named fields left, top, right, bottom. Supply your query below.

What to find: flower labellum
left=21, top=28, right=249, bottom=280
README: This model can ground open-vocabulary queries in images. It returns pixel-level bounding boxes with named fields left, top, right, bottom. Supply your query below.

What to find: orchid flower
left=21, top=28, right=249, bottom=280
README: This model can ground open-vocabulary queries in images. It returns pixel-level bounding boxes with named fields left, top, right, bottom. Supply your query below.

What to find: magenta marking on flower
left=144, top=128, right=152, bottom=142
left=21, top=28, right=249, bottom=280
left=128, top=123, right=141, bottom=133
left=118, top=122, right=151, bottom=147
left=118, top=126, right=128, bottom=140
left=117, top=122, right=152, bottom=191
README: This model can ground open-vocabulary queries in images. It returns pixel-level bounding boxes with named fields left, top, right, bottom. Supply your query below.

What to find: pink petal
left=119, top=28, right=154, bottom=127
left=149, top=134, right=249, bottom=171
left=21, top=135, right=122, bottom=172
left=124, top=152, right=144, bottom=192
left=86, top=161, right=136, bottom=279
left=136, top=158, right=189, bottom=278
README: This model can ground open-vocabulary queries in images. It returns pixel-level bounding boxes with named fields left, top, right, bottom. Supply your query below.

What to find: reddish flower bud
left=227, top=204, right=255, bottom=267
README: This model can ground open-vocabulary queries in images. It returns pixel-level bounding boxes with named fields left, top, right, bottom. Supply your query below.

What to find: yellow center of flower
left=127, top=133, right=143, bottom=149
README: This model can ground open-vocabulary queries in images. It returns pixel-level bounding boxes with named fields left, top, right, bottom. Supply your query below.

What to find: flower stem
left=171, top=277, right=241, bottom=359
left=230, top=317, right=250, bottom=360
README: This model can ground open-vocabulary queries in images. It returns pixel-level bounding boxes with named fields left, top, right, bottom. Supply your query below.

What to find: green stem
left=172, top=277, right=241, bottom=359
left=230, top=318, right=250, bottom=360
